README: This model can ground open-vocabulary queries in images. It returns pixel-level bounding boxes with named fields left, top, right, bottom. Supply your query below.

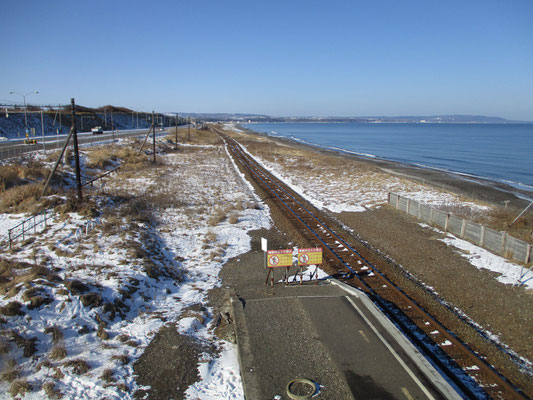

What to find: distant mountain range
left=177, top=113, right=528, bottom=124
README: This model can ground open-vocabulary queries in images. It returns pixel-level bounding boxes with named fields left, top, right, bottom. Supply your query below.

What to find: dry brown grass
left=228, top=213, right=239, bottom=224
left=9, top=378, right=31, bottom=397
left=0, top=359, right=19, bottom=383
left=100, top=368, right=116, bottom=384
left=0, top=258, right=60, bottom=298
left=49, top=345, right=67, bottom=360
left=489, top=207, right=533, bottom=243
left=42, top=381, right=62, bottom=399
left=44, top=326, right=63, bottom=344
left=111, top=354, right=130, bottom=365
left=0, top=162, right=49, bottom=191
left=169, top=127, right=222, bottom=145
left=63, top=358, right=90, bottom=375
left=0, top=183, right=43, bottom=213
left=208, top=207, right=227, bottom=226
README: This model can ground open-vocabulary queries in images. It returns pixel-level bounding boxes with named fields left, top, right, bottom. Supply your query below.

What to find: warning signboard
left=297, top=248, right=323, bottom=266
left=267, top=249, right=293, bottom=268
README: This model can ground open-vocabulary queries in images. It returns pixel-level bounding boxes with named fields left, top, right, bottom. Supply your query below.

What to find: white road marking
left=346, top=296, right=436, bottom=400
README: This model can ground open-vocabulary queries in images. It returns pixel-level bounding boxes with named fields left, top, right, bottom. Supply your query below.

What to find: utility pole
left=152, top=111, right=156, bottom=164
left=188, top=116, right=191, bottom=142
left=71, top=98, right=82, bottom=202
left=41, top=110, right=45, bottom=153
left=111, top=111, right=114, bottom=140
left=175, top=114, right=178, bottom=148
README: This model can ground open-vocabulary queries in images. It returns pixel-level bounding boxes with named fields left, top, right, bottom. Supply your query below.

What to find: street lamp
left=9, top=90, right=39, bottom=134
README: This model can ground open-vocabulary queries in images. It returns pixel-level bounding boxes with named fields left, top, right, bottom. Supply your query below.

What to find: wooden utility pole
left=188, top=116, right=191, bottom=142
left=111, top=111, right=114, bottom=140
left=71, top=98, right=82, bottom=202
left=152, top=111, right=156, bottom=164
left=175, top=114, right=178, bottom=148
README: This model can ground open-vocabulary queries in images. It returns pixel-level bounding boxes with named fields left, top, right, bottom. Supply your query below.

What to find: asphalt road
left=0, top=128, right=168, bottom=160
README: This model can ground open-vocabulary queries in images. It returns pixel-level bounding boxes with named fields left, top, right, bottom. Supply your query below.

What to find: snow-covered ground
left=0, top=142, right=270, bottom=399
left=1, top=129, right=530, bottom=398
left=418, top=223, right=533, bottom=289
left=238, top=142, right=488, bottom=214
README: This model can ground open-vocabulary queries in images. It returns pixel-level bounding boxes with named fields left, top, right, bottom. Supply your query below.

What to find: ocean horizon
left=243, top=122, right=533, bottom=195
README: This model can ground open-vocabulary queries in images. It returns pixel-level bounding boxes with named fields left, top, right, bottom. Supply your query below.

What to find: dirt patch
left=133, top=324, right=212, bottom=400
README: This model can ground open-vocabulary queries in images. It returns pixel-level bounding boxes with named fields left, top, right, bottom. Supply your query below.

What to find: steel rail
left=216, top=129, right=528, bottom=400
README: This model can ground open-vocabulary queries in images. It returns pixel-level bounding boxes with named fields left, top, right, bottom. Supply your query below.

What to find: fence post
left=406, top=199, right=410, bottom=214
left=444, top=213, right=450, bottom=232
left=526, top=244, right=531, bottom=264
left=22, top=220, right=25, bottom=241
left=480, top=225, right=485, bottom=246
left=430, top=208, right=434, bottom=224
left=502, top=232, right=507, bottom=254
left=8, top=230, right=12, bottom=250
left=33, top=215, right=36, bottom=234
left=417, top=202, right=421, bottom=219
left=460, top=219, right=466, bottom=238
left=396, top=194, right=400, bottom=209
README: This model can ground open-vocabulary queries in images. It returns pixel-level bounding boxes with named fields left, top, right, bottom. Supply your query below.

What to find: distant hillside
left=178, top=113, right=526, bottom=124
left=0, top=105, right=186, bottom=139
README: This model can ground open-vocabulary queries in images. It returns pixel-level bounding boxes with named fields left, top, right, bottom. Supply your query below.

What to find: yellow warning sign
left=297, top=248, right=323, bottom=266
left=267, top=249, right=293, bottom=268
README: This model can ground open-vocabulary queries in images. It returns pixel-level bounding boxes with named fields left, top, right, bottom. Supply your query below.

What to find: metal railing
left=7, top=209, right=54, bottom=249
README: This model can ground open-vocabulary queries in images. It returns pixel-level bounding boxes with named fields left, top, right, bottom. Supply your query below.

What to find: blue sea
left=243, top=122, right=533, bottom=194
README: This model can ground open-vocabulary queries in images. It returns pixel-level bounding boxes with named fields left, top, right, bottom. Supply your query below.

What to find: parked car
left=91, top=126, right=103, bottom=135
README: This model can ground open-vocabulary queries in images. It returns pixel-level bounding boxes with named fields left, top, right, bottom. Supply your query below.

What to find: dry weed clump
left=86, top=148, right=117, bottom=170
left=208, top=207, right=227, bottom=226
left=42, top=381, right=62, bottom=399
left=0, top=162, right=49, bottom=191
left=490, top=207, right=533, bottom=243
left=63, top=359, right=90, bottom=375
left=111, top=354, right=130, bottom=365
left=228, top=213, right=239, bottom=224
left=49, top=345, right=67, bottom=360
left=9, top=378, right=31, bottom=397
left=0, top=358, right=20, bottom=383
left=0, top=183, right=43, bottom=213
left=0, top=259, right=61, bottom=299
left=44, top=326, right=64, bottom=344
left=100, top=368, right=116, bottom=383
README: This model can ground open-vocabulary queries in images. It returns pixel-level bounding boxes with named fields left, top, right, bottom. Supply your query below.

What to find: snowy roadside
left=0, top=141, right=270, bottom=399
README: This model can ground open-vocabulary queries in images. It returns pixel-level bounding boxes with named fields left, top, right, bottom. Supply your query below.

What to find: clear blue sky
left=1, top=0, right=532, bottom=120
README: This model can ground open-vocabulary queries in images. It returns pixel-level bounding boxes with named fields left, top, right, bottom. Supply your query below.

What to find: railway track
left=214, top=127, right=527, bottom=400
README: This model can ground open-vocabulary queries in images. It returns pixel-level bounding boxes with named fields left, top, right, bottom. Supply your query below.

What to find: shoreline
left=236, top=124, right=533, bottom=209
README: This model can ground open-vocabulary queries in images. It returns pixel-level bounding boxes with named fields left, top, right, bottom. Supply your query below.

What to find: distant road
left=0, top=128, right=169, bottom=160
